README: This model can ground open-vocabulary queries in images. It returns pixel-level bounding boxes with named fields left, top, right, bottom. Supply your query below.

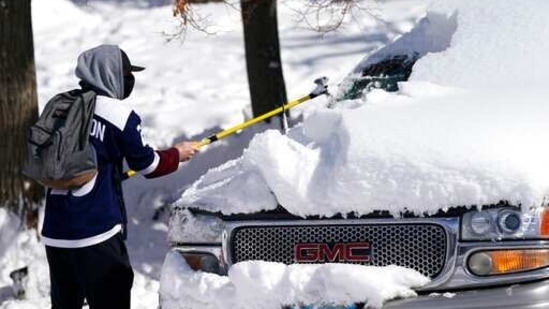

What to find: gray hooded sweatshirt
left=75, top=44, right=125, bottom=100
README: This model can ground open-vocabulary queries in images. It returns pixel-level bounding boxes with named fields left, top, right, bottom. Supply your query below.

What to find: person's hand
left=174, top=141, right=200, bottom=162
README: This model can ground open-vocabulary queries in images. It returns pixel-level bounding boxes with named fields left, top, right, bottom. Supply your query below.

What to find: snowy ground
left=1, top=0, right=432, bottom=308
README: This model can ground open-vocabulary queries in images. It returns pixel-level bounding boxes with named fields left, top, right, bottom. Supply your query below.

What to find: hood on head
left=75, top=44, right=125, bottom=99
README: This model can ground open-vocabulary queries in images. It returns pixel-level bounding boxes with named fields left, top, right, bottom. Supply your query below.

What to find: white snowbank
left=0, top=209, right=49, bottom=305
left=159, top=250, right=429, bottom=309
left=177, top=0, right=549, bottom=217
left=178, top=88, right=549, bottom=216
left=411, top=0, right=549, bottom=89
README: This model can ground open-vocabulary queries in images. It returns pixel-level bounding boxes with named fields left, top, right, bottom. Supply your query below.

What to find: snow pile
left=179, top=88, right=549, bottom=216
left=177, top=0, right=549, bottom=217
left=0, top=210, right=49, bottom=306
left=345, top=3, right=456, bottom=80
left=159, top=251, right=429, bottom=309
left=411, top=0, right=549, bottom=89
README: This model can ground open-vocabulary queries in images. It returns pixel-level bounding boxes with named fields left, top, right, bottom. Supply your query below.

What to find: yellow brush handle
left=123, top=94, right=314, bottom=180
left=199, top=95, right=310, bottom=146
left=124, top=170, right=138, bottom=179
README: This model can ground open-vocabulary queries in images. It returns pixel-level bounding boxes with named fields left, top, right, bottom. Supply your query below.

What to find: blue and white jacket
left=42, top=45, right=179, bottom=248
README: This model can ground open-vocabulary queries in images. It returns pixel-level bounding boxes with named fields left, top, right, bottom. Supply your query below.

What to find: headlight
left=180, top=252, right=222, bottom=274
left=469, top=211, right=493, bottom=235
left=167, top=208, right=224, bottom=243
left=461, top=207, right=547, bottom=240
left=497, top=209, right=522, bottom=234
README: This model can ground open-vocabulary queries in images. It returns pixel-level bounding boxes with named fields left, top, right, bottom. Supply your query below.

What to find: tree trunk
left=241, top=0, right=288, bottom=122
left=0, top=0, right=44, bottom=227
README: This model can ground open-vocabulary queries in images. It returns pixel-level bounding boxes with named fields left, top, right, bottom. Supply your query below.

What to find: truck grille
left=229, top=223, right=447, bottom=278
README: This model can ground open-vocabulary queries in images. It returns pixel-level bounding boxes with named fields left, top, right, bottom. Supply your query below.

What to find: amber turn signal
left=468, top=249, right=549, bottom=276
left=540, top=208, right=549, bottom=236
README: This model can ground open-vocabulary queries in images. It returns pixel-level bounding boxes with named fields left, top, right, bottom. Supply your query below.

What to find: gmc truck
left=159, top=8, right=549, bottom=309
left=163, top=198, right=549, bottom=308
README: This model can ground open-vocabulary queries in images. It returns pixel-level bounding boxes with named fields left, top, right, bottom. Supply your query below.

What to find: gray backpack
left=23, top=89, right=98, bottom=189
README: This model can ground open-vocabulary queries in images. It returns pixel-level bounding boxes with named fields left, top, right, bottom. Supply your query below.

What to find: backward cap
left=120, top=49, right=145, bottom=74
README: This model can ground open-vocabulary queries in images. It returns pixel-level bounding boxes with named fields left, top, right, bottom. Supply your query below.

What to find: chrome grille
left=229, top=223, right=447, bottom=278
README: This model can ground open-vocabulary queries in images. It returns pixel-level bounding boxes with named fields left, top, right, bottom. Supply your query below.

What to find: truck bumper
left=383, top=279, right=549, bottom=309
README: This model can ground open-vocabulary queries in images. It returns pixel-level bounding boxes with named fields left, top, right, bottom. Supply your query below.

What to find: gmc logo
left=294, top=242, right=371, bottom=263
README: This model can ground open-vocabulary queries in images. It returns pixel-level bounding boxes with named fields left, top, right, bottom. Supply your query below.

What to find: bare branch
left=283, top=0, right=377, bottom=34
left=168, top=0, right=376, bottom=41
left=165, top=0, right=218, bottom=42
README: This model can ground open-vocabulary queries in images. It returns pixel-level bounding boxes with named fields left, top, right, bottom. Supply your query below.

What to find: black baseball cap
left=120, top=49, right=145, bottom=74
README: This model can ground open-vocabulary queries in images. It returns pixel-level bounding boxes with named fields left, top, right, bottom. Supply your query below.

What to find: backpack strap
left=112, top=160, right=128, bottom=240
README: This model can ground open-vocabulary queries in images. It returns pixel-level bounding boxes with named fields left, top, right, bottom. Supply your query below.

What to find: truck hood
left=176, top=87, right=549, bottom=218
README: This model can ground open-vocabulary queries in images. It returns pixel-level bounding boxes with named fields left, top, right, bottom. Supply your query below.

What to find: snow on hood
left=411, top=0, right=549, bottom=90
left=159, top=250, right=429, bottom=309
left=175, top=0, right=549, bottom=217
left=178, top=88, right=549, bottom=217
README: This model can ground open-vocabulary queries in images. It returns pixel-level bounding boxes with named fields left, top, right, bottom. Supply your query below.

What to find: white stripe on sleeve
left=138, top=151, right=160, bottom=175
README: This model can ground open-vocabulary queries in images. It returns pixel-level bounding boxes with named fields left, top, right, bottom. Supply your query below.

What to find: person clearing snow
left=38, top=44, right=199, bottom=309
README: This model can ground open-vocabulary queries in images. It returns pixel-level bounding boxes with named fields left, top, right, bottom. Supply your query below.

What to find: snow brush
left=122, top=77, right=329, bottom=180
